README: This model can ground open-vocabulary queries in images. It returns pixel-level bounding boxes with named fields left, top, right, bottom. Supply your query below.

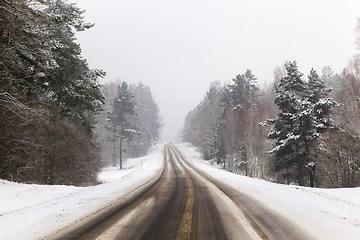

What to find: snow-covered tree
left=227, top=69, right=258, bottom=110
left=182, top=107, right=200, bottom=144
left=106, top=82, right=136, bottom=169
left=201, top=82, right=224, bottom=161
left=182, top=71, right=263, bottom=176
left=127, top=82, right=163, bottom=157
left=262, top=61, right=338, bottom=186
left=0, top=0, right=104, bottom=184
left=182, top=81, right=225, bottom=162
left=96, top=81, right=162, bottom=166
left=321, top=66, right=342, bottom=96
left=221, top=70, right=259, bottom=175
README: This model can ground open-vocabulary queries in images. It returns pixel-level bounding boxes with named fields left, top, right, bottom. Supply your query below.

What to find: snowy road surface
left=1, top=144, right=360, bottom=239
left=53, top=144, right=313, bottom=239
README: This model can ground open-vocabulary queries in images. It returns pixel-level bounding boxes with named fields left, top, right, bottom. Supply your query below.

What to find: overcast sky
left=72, top=0, right=360, bottom=142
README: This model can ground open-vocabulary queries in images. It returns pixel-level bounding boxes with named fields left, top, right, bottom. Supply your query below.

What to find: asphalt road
left=56, top=144, right=315, bottom=240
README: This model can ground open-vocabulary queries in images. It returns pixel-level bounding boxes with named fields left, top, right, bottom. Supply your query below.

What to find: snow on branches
left=260, top=61, right=340, bottom=186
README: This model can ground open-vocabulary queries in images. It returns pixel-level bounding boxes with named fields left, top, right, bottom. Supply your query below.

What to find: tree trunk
left=295, top=141, right=304, bottom=186
left=119, top=121, right=125, bottom=170
left=301, top=132, right=314, bottom=187
left=309, top=164, right=315, bottom=187
left=119, top=135, right=123, bottom=169
left=112, top=130, right=116, bottom=167
left=298, top=168, right=304, bottom=186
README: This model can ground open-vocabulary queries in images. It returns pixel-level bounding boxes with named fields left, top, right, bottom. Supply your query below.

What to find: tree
left=182, top=81, right=226, bottom=162
left=302, top=18, right=360, bottom=188
left=41, top=0, right=105, bottom=131
left=356, top=17, right=360, bottom=51
left=321, top=66, right=341, bottom=97
left=127, top=83, right=163, bottom=157
left=94, top=82, right=118, bottom=166
left=96, top=81, right=162, bottom=166
left=221, top=70, right=258, bottom=175
left=201, top=81, right=224, bottom=162
left=262, top=61, right=338, bottom=186
left=0, top=0, right=105, bottom=185
left=255, top=69, right=281, bottom=178
left=182, top=107, right=198, bottom=143
left=306, top=68, right=340, bottom=185
left=181, top=81, right=226, bottom=167
left=226, top=70, right=258, bottom=110
left=0, top=0, right=104, bottom=126
left=310, top=128, right=360, bottom=188
left=338, top=60, right=360, bottom=134
left=182, top=71, right=261, bottom=176
left=106, top=82, right=136, bottom=169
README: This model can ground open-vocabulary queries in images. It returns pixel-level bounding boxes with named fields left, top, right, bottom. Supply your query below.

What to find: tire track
left=172, top=145, right=316, bottom=240
left=56, top=147, right=169, bottom=240
left=169, top=145, right=229, bottom=240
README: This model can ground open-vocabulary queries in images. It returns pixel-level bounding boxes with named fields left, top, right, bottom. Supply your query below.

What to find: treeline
left=95, top=81, right=163, bottom=168
left=182, top=71, right=270, bottom=179
left=0, top=0, right=105, bottom=185
left=182, top=19, right=360, bottom=188
left=0, top=1, right=164, bottom=184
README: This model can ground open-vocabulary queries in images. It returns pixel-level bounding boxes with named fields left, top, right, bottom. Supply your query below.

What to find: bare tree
left=310, top=128, right=360, bottom=188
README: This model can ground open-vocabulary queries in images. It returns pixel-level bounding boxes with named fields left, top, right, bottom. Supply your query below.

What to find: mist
left=72, top=0, right=360, bottom=142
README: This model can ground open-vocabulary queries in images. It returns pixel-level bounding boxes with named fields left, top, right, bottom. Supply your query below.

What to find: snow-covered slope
left=1, top=143, right=360, bottom=239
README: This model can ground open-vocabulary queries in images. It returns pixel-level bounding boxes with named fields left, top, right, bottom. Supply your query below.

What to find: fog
left=72, top=0, right=360, bottom=142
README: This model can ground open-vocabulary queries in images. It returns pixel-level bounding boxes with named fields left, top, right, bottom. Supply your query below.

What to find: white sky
left=72, top=0, right=360, bottom=142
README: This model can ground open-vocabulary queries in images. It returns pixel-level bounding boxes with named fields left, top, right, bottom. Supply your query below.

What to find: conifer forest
left=0, top=0, right=162, bottom=185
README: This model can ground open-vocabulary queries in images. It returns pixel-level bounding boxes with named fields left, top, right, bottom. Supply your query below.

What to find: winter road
left=55, top=144, right=315, bottom=240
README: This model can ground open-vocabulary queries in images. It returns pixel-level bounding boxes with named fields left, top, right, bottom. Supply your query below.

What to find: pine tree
left=227, top=69, right=258, bottom=110
left=262, top=61, right=338, bottom=186
left=321, top=66, right=341, bottom=95
left=106, top=82, right=136, bottom=169
left=262, top=61, right=306, bottom=184
left=222, top=69, right=258, bottom=174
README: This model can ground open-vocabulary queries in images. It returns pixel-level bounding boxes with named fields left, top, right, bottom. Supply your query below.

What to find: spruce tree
left=0, top=0, right=105, bottom=184
left=106, top=82, right=136, bottom=169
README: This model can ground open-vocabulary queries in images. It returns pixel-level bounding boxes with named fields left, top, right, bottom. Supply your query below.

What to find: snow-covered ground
left=0, top=145, right=164, bottom=240
left=1, top=143, right=360, bottom=239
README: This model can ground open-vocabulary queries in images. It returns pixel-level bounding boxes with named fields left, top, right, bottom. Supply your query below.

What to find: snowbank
left=0, top=145, right=164, bottom=240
